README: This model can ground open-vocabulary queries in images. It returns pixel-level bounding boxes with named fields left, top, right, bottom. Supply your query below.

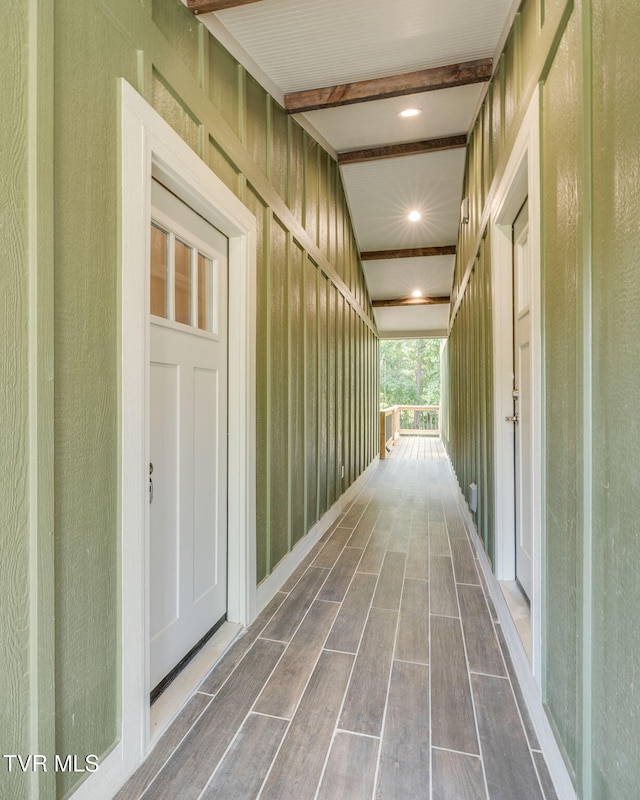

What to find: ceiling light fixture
left=399, top=108, right=422, bottom=118
left=411, top=290, right=423, bottom=298
left=408, top=210, right=421, bottom=222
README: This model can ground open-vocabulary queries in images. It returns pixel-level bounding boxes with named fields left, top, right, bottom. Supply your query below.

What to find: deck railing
left=379, top=405, right=440, bottom=459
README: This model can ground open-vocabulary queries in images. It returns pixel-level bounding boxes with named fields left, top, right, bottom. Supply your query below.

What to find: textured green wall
left=443, top=0, right=640, bottom=796
left=1, top=4, right=33, bottom=799
left=441, top=237, right=494, bottom=555
left=591, top=1, right=640, bottom=796
left=541, top=8, right=582, bottom=777
left=3, top=0, right=377, bottom=798
left=1, top=2, right=56, bottom=799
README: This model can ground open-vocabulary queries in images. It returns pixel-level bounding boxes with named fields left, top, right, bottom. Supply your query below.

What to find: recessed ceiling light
left=412, top=289, right=423, bottom=298
left=408, top=210, right=421, bottom=222
left=399, top=108, right=422, bottom=118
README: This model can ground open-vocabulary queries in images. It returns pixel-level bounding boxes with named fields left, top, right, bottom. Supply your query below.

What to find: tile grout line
left=333, top=727, right=381, bottom=741
left=432, top=745, right=484, bottom=759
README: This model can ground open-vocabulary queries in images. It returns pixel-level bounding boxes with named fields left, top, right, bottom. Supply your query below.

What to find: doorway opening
left=379, top=338, right=442, bottom=456
left=491, top=88, right=542, bottom=683
left=96, top=79, right=259, bottom=800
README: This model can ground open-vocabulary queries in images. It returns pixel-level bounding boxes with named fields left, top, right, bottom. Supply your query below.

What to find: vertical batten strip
left=286, top=231, right=293, bottom=554
left=264, top=208, right=273, bottom=575
left=315, top=268, right=322, bottom=521
left=579, top=0, right=593, bottom=794
left=28, top=0, right=56, bottom=791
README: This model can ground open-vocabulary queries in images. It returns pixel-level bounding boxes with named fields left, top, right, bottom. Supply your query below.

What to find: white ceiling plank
left=215, top=0, right=516, bottom=93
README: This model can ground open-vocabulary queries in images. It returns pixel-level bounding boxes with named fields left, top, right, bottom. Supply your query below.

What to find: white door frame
left=490, top=87, right=542, bottom=687
left=71, top=79, right=257, bottom=800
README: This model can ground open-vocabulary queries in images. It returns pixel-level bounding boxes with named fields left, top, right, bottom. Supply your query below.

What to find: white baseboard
left=255, top=456, right=379, bottom=616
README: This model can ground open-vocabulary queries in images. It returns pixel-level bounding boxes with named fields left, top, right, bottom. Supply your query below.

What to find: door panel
left=149, top=179, right=228, bottom=689
left=149, top=362, right=180, bottom=640
left=513, top=199, right=533, bottom=600
left=193, top=366, right=220, bottom=601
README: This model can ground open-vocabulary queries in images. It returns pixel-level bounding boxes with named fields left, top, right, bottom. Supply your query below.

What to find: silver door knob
left=505, top=414, right=520, bottom=424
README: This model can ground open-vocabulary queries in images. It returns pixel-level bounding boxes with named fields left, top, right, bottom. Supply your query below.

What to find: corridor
left=116, top=438, right=557, bottom=800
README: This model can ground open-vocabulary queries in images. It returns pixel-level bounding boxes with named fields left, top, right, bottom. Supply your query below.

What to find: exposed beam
left=187, top=0, right=263, bottom=14
left=338, top=135, right=467, bottom=165
left=372, top=296, right=450, bottom=307
left=361, top=246, right=456, bottom=260
left=284, top=58, right=492, bottom=114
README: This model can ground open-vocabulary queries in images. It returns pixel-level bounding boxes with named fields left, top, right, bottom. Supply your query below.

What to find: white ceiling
left=197, top=0, right=517, bottom=338
left=303, top=85, right=484, bottom=152
left=215, top=0, right=515, bottom=92
left=364, top=256, right=455, bottom=298
left=373, top=304, right=451, bottom=339
left=341, top=150, right=466, bottom=251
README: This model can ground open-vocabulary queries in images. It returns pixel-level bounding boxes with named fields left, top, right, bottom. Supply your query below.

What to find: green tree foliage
left=380, top=338, right=441, bottom=409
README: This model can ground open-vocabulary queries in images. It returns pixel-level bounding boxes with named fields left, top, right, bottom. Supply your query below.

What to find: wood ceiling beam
left=361, top=246, right=456, bottom=260
left=338, top=135, right=467, bottom=165
left=372, top=296, right=450, bottom=307
left=187, top=0, right=263, bottom=14
left=284, top=58, right=492, bottom=114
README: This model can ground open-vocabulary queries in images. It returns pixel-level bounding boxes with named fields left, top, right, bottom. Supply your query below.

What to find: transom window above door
left=150, top=222, right=217, bottom=333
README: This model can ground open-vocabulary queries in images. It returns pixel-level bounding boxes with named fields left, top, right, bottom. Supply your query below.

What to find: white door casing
left=491, top=87, right=542, bottom=687
left=149, top=180, right=228, bottom=688
left=512, top=200, right=533, bottom=601
left=68, top=80, right=257, bottom=800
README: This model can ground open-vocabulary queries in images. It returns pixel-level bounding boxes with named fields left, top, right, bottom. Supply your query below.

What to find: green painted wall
left=443, top=0, right=640, bottom=796
left=541, top=7, right=583, bottom=777
left=441, top=237, right=494, bottom=555
left=591, top=1, right=640, bottom=797
left=1, top=5, right=33, bottom=800
left=2, top=0, right=377, bottom=797
left=1, top=2, right=56, bottom=799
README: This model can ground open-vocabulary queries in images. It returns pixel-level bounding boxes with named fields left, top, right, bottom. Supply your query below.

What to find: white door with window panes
left=149, top=179, right=228, bottom=690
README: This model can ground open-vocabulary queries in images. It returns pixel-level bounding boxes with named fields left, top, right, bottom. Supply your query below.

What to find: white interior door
left=149, top=179, right=228, bottom=689
left=512, top=199, right=533, bottom=600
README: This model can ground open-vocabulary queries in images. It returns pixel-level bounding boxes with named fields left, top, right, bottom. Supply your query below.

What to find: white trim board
left=490, top=86, right=543, bottom=689
left=70, top=78, right=257, bottom=800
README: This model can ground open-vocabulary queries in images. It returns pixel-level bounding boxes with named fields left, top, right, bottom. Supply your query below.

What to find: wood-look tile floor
left=116, top=438, right=558, bottom=800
